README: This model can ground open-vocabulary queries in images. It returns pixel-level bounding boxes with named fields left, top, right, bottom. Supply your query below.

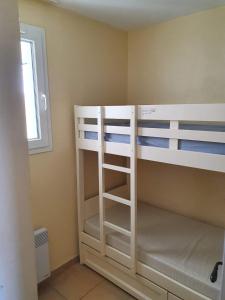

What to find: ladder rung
left=103, top=193, right=130, bottom=206
left=103, top=163, right=131, bottom=174
left=104, top=221, right=131, bottom=237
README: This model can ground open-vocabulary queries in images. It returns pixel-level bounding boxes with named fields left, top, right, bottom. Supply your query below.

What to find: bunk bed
left=74, top=104, right=225, bottom=300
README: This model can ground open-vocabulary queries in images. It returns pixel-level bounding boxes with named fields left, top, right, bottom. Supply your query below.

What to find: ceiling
left=48, top=0, right=225, bottom=30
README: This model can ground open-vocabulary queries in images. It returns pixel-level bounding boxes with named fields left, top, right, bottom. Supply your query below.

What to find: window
left=20, top=23, right=52, bottom=154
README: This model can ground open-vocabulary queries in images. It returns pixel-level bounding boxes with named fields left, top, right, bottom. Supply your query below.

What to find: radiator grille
left=34, top=229, right=48, bottom=248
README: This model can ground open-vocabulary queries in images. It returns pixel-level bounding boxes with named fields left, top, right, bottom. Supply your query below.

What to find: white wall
left=0, top=1, right=38, bottom=299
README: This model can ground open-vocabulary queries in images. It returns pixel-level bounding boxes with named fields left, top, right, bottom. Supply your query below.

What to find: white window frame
left=20, top=23, right=52, bottom=154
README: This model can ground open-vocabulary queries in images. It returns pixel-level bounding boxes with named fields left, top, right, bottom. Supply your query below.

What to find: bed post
left=98, top=106, right=106, bottom=256
left=130, top=105, right=137, bottom=273
left=74, top=105, right=85, bottom=263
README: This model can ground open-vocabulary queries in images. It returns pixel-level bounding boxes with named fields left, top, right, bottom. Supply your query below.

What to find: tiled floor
left=39, top=263, right=136, bottom=300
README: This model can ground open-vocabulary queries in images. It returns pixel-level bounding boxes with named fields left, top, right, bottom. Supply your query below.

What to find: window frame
left=20, top=23, right=52, bottom=154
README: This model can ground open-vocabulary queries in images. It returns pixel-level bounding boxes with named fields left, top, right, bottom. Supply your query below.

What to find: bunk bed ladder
left=98, top=106, right=137, bottom=273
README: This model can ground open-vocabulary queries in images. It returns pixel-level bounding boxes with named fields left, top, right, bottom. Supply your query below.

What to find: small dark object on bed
left=210, top=261, right=223, bottom=283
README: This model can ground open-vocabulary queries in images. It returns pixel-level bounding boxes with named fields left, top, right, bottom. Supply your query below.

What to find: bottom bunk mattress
left=84, top=202, right=224, bottom=299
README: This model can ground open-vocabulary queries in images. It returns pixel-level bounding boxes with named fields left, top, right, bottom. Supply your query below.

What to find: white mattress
left=84, top=202, right=224, bottom=299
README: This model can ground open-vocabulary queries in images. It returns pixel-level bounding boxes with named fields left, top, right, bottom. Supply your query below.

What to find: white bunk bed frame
left=74, top=104, right=225, bottom=300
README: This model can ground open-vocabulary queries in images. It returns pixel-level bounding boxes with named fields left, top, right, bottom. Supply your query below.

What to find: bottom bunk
left=83, top=202, right=224, bottom=300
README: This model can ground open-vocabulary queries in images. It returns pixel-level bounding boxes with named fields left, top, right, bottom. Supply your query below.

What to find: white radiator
left=34, top=228, right=50, bottom=283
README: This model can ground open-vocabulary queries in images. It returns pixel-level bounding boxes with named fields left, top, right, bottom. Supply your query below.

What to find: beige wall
left=128, top=6, right=225, bottom=104
left=18, top=0, right=127, bottom=271
left=128, top=7, right=225, bottom=227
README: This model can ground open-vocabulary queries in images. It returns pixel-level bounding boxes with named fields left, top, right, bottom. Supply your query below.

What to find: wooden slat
left=76, top=103, right=225, bottom=122
left=78, top=124, right=225, bottom=144
left=104, top=106, right=132, bottom=119
left=139, top=128, right=225, bottom=143
left=103, top=163, right=131, bottom=174
left=138, top=104, right=225, bottom=122
left=105, top=245, right=132, bottom=269
left=78, top=124, right=97, bottom=132
left=105, top=125, right=130, bottom=135
left=78, top=139, right=98, bottom=151
left=103, top=192, right=131, bottom=206
left=104, top=221, right=131, bottom=237
left=81, top=232, right=100, bottom=251
left=105, top=142, right=131, bottom=157
left=138, top=145, right=225, bottom=173
left=76, top=106, right=98, bottom=118
left=178, top=129, right=225, bottom=143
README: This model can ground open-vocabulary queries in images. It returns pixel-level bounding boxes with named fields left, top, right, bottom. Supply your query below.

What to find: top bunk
left=74, top=104, right=225, bottom=173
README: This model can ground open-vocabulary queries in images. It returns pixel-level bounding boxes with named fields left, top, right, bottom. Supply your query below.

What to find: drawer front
left=82, top=243, right=167, bottom=300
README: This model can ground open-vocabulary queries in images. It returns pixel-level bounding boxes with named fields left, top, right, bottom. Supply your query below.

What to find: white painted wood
left=80, top=235, right=212, bottom=300
left=105, top=141, right=131, bottom=157
left=76, top=104, right=225, bottom=122
left=138, top=145, right=225, bottom=173
left=82, top=244, right=167, bottom=300
left=78, top=139, right=98, bottom=151
left=98, top=106, right=106, bottom=256
left=138, top=104, right=225, bottom=122
left=169, top=121, right=179, bottom=150
left=103, top=192, right=131, bottom=206
left=81, top=232, right=132, bottom=268
left=78, top=140, right=225, bottom=173
left=104, top=221, right=131, bottom=237
left=75, top=104, right=225, bottom=300
left=81, top=232, right=100, bottom=251
left=78, top=124, right=130, bottom=135
left=79, top=124, right=225, bottom=144
left=137, top=262, right=211, bottom=300
left=105, top=125, right=131, bottom=135
left=139, top=127, right=225, bottom=144
left=76, top=105, right=98, bottom=118
left=130, top=105, right=137, bottom=273
left=75, top=104, right=225, bottom=173
left=74, top=106, right=85, bottom=263
left=104, top=105, right=132, bottom=119
left=78, top=123, right=97, bottom=132
left=103, top=163, right=131, bottom=174
left=105, top=246, right=132, bottom=269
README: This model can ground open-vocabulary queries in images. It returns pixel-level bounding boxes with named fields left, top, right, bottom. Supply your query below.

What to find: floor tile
left=50, top=263, right=104, bottom=300
left=81, top=280, right=136, bottom=300
left=38, top=284, right=66, bottom=300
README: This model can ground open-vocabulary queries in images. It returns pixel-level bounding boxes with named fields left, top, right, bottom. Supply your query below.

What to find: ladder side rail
left=130, top=105, right=137, bottom=273
left=98, top=106, right=106, bottom=255
left=74, top=106, right=85, bottom=262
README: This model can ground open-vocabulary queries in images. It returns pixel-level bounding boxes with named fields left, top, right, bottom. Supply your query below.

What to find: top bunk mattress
left=84, top=202, right=224, bottom=300
left=85, top=121, right=225, bottom=155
